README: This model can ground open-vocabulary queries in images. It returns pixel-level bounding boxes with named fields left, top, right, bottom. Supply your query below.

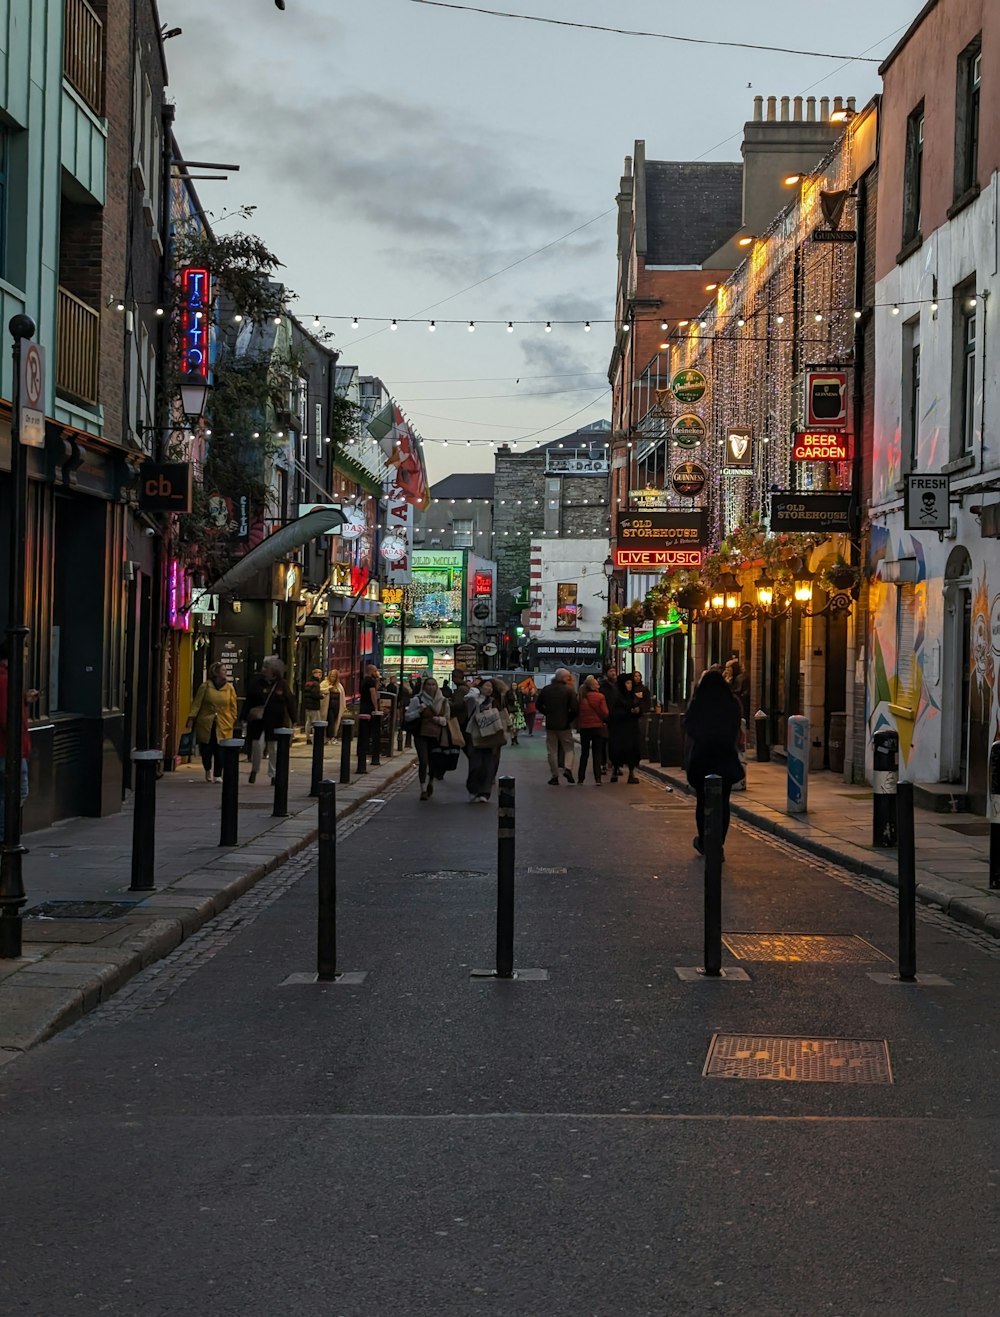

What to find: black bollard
left=647, top=711, right=661, bottom=764
left=356, top=715, right=370, bottom=776
left=316, top=779, right=338, bottom=981
left=272, top=727, right=294, bottom=817
left=897, top=780, right=917, bottom=982
left=382, top=696, right=395, bottom=758
left=340, top=719, right=354, bottom=785
left=658, top=711, right=683, bottom=767
left=309, top=721, right=328, bottom=797
left=754, top=710, right=770, bottom=763
left=872, top=728, right=899, bottom=847
left=370, top=711, right=382, bottom=767
left=989, top=741, right=1000, bottom=890
left=219, top=738, right=243, bottom=846
left=129, top=750, right=163, bottom=892
left=703, top=774, right=723, bottom=977
left=496, top=775, right=516, bottom=979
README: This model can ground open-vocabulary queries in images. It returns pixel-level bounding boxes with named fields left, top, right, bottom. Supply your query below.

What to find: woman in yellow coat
left=187, top=662, right=239, bottom=782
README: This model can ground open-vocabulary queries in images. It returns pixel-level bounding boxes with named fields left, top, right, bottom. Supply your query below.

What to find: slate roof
left=527, top=420, right=611, bottom=456
left=644, top=161, right=744, bottom=266
left=430, top=472, right=495, bottom=500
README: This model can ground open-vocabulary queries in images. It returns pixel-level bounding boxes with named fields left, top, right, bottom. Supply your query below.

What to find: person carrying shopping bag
left=463, top=677, right=508, bottom=802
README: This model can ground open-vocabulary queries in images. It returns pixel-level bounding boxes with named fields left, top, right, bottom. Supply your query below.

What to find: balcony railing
left=57, top=286, right=100, bottom=407
left=63, top=0, right=104, bottom=116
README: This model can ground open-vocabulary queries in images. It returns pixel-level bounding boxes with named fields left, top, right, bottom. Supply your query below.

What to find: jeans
left=466, top=745, right=501, bottom=799
left=0, top=757, right=29, bottom=836
left=304, top=709, right=324, bottom=741
left=578, top=730, right=607, bottom=780
left=694, top=779, right=733, bottom=844
left=414, top=733, right=437, bottom=784
left=251, top=733, right=277, bottom=779
left=199, top=723, right=223, bottom=777
left=546, top=728, right=575, bottom=775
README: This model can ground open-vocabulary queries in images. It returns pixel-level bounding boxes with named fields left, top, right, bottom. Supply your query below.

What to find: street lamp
left=178, top=380, right=209, bottom=422
left=603, top=556, right=615, bottom=663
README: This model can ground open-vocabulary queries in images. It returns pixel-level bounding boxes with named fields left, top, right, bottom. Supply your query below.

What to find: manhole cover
left=704, top=1034, right=892, bottom=1084
left=722, top=932, right=891, bottom=963
left=25, top=899, right=141, bottom=921
left=941, top=820, right=990, bottom=836
left=528, top=866, right=567, bottom=874
left=402, top=870, right=489, bottom=881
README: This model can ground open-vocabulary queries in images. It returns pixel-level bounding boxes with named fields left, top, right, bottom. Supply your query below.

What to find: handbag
left=247, top=686, right=274, bottom=724
left=446, top=716, right=465, bottom=748
left=473, top=704, right=504, bottom=737
left=429, top=744, right=461, bottom=777
left=177, top=730, right=195, bottom=759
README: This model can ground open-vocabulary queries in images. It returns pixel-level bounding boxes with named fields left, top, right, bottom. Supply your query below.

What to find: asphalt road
left=2, top=738, right=999, bottom=1316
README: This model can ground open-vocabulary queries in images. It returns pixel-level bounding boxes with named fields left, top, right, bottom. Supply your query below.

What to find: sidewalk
left=644, top=754, right=1000, bottom=937
left=0, top=736, right=415, bottom=1059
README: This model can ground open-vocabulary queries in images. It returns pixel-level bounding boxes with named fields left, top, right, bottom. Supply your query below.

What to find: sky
left=161, top=0, right=919, bottom=482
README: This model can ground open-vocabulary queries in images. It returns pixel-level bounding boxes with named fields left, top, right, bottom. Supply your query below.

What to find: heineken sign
left=671, top=368, right=707, bottom=404
left=672, top=413, right=706, bottom=446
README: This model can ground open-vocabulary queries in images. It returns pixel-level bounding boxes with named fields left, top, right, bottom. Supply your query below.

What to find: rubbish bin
left=828, top=711, right=847, bottom=775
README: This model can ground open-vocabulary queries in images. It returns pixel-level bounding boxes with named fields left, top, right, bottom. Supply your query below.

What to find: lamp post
left=603, top=555, right=615, bottom=665
left=0, top=314, right=38, bottom=959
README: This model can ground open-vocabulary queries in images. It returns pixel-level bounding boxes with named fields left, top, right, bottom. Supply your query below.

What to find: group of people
left=405, top=669, right=515, bottom=804
left=536, top=665, right=652, bottom=786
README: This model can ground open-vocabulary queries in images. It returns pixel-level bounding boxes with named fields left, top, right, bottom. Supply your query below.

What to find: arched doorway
left=942, top=547, right=972, bottom=786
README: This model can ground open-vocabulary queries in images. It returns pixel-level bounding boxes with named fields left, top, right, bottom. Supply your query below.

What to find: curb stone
left=641, top=762, right=1000, bottom=939
left=0, top=756, right=416, bottom=1058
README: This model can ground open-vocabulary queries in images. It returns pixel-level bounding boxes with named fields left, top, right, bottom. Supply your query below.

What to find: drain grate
left=704, top=1033, right=892, bottom=1084
left=528, top=866, right=567, bottom=874
left=941, top=820, right=990, bottom=836
left=402, top=870, right=489, bottom=881
left=722, top=932, right=891, bottom=963
left=25, top=899, right=141, bottom=921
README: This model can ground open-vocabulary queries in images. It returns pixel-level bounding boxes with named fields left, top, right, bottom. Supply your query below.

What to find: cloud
left=517, top=334, right=609, bottom=384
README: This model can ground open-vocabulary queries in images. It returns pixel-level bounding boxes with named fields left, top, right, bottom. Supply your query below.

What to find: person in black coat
left=683, top=668, right=744, bottom=859
left=243, top=656, right=296, bottom=784
left=607, top=673, right=642, bottom=783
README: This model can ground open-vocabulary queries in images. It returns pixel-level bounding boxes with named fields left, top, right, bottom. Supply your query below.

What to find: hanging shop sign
left=671, top=414, right=707, bottom=447
left=472, top=601, right=491, bottom=620
left=811, top=229, right=857, bottom=244
left=138, top=462, right=193, bottom=512
left=904, top=473, right=950, bottom=531
left=769, top=492, right=853, bottom=533
left=629, top=487, right=671, bottom=510
left=338, top=504, right=367, bottom=540
left=792, top=431, right=849, bottom=461
left=617, top=511, right=707, bottom=551
left=530, top=639, right=602, bottom=667
left=614, top=548, right=703, bottom=571
left=671, top=368, right=707, bottom=404
left=473, top=571, right=493, bottom=596
left=805, top=371, right=848, bottom=428
left=180, top=267, right=210, bottom=382
left=381, top=584, right=404, bottom=625
left=454, top=642, right=478, bottom=672
left=723, top=425, right=753, bottom=473
left=670, top=461, right=707, bottom=498
left=211, top=492, right=250, bottom=541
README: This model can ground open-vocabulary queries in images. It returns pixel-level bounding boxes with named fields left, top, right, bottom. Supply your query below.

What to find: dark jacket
left=536, top=679, right=578, bottom=731
left=449, top=680, right=473, bottom=728
left=360, top=674, right=379, bottom=715
left=632, top=680, right=652, bottom=715
left=243, top=674, right=296, bottom=738
left=608, top=676, right=642, bottom=767
left=302, top=678, right=324, bottom=711
left=683, top=684, right=743, bottom=787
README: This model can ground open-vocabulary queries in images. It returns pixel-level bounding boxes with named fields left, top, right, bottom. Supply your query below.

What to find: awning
left=191, top=506, right=346, bottom=607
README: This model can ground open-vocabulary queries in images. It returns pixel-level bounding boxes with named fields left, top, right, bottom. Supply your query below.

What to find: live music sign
left=792, top=430, right=849, bottom=461
left=614, top=548, right=704, bottom=570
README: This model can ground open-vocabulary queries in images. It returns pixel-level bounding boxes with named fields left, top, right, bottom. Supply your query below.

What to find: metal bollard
left=309, top=721, right=328, bottom=797
left=495, top=775, right=516, bottom=979
left=383, top=697, right=396, bottom=758
left=339, top=719, right=354, bottom=785
left=989, top=741, right=1000, bottom=890
left=316, top=779, right=338, bottom=981
left=647, top=711, right=661, bottom=764
left=702, top=774, right=723, bottom=977
left=872, top=728, right=898, bottom=847
left=896, top=780, right=917, bottom=981
left=786, top=715, right=809, bottom=814
left=754, top=709, right=770, bottom=763
left=356, top=715, right=370, bottom=776
left=272, top=727, right=294, bottom=817
left=129, top=750, right=163, bottom=892
left=370, top=711, right=382, bottom=767
left=219, top=738, right=243, bottom=846
left=658, top=711, right=683, bottom=767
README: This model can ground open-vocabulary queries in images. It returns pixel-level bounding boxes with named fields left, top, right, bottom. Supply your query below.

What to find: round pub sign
left=671, top=461, right=707, bottom=498
left=671, top=368, right=707, bottom=404
left=671, top=413, right=707, bottom=447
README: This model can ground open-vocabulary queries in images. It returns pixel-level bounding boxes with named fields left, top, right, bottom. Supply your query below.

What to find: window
left=952, top=279, right=978, bottom=457
left=902, top=102, right=924, bottom=244
left=0, top=127, right=7, bottom=277
left=451, top=517, right=473, bottom=548
left=955, top=38, right=982, bottom=199
left=895, top=583, right=916, bottom=708
left=315, top=402, right=323, bottom=461
left=902, top=320, right=920, bottom=471
left=556, top=582, right=579, bottom=630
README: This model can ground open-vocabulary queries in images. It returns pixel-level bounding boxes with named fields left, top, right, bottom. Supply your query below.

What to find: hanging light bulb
left=931, top=300, right=939, bottom=313
left=584, top=322, right=591, bottom=332
left=699, top=320, right=707, bottom=330
left=313, top=315, right=321, bottom=327
left=233, top=312, right=243, bottom=323
left=814, top=311, right=824, bottom=322
left=273, top=316, right=281, bottom=325
left=351, top=316, right=359, bottom=328
left=545, top=322, right=552, bottom=332
left=155, top=307, right=164, bottom=317
left=506, top=322, right=514, bottom=332
left=660, top=321, right=668, bottom=331
left=429, top=320, right=436, bottom=331
left=391, top=319, right=398, bottom=330
left=468, top=321, right=475, bottom=332
left=776, top=314, right=785, bottom=325
left=853, top=309, right=863, bottom=320
left=622, top=321, right=630, bottom=332
left=891, top=304, right=900, bottom=315
left=737, top=317, right=745, bottom=328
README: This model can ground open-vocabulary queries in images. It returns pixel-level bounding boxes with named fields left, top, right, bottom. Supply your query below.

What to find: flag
left=367, top=401, right=430, bottom=511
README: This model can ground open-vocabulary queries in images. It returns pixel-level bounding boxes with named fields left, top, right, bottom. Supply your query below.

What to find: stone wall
left=492, top=449, right=544, bottom=620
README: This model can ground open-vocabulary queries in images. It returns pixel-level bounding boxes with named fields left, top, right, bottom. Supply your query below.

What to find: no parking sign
left=19, top=341, right=46, bottom=448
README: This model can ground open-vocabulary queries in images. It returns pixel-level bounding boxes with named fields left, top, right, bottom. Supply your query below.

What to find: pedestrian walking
left=632, top=669, right=652, bottom=759
left=323, top=668, right=347, bottom=740
left=576, top=675, right=609, bottom=783
left=536, top=668, right=578, bottom=785
left=599, top=665, right=619, bottom=712
left=608, top=673, right=642, bottom=784
left=518, top=677, right=538, bottom=735
left=404, top=677, right=451, bottom=801
left=359, top=663, right=380, bottom=716
left=448, top=668, right=474, bottom=737
left=464, top=677, right=508, bottom=802
left=0, top=640, right=32, bottom=834
left=504, top=682, right=525, bottom=745
left=243, top=656, right=296, bottom=784
left=187, top=661, right=239, bottom=782
left=683, top=667, right=744, bottom=860
left=302, top=667, right=326, bottom=744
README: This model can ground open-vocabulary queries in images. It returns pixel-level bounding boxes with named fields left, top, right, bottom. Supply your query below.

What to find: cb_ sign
left=138, top=462, right=193, bottom=513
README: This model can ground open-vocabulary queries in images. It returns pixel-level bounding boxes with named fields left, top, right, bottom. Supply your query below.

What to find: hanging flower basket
left=675, top=584, right=710, bottom=611
left=821, top=561, right=859, bottom=592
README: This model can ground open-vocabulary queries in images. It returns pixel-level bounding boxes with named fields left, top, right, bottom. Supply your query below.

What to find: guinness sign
left=724, top=425, right=752, bottom=472
left=671, top=461, right=707, bottom=498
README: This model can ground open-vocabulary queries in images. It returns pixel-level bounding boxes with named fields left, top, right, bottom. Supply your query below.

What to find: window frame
left=902, top=318, right=921, bottom=472
left=954, top=36, right=982, bottom=200
left=951, top=277, right=978, bottom=459
left=451, top=517, right=474, bottom=549
left=556, top=582, right=579, bottom=631
left=902, top=101, right=924, bottom=244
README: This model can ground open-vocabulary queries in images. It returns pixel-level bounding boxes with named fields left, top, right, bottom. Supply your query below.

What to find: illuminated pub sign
left=614, top=548, right=703, bottom=570
left=617, top=511, right=707, bottom=550
left=792, top=431, right=850, bottom=461
left=805, top=370, right=848, bottom=428
left=473, top=570, right=493, bottom=596
left=181, top=267, right=210, bottom=381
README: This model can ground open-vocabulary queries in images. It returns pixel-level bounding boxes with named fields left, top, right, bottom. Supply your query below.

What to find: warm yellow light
left=795, top=582, right=812, bottom=603
left=705, top=282, right=718, bottom=292
left=711, top=593, right=724, bottom=610
left=725, top=592, right=739, bottom=611
left=678, top=319, right=689, bottom=327
left=830, top=109, right=849, bottom=123
left=738, top=235, right=754, bottom=247
left=784, top=173, right=803, bottom=186
left=756, top=584, right=773, bottom=607
left=659, top=342, right=669, bottom=350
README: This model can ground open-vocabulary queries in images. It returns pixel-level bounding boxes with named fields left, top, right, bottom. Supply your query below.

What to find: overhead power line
left=406, top=0, right=882, bottom=61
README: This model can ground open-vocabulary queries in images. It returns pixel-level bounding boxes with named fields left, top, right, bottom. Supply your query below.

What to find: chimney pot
left=780, top=95, right=790, bottom=121
left=766, top=95, right=776, bottom=122
left=753, top=95, right=763, bottom=121
left=833, top=95, right=843, bottom=112
left=793, top=95, right=803, bottom=120
left=847, top=96, right=857, bottom=111
left=820, top=96, right=830, bottom=120
left=806, top=95, right=816, bottom=122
